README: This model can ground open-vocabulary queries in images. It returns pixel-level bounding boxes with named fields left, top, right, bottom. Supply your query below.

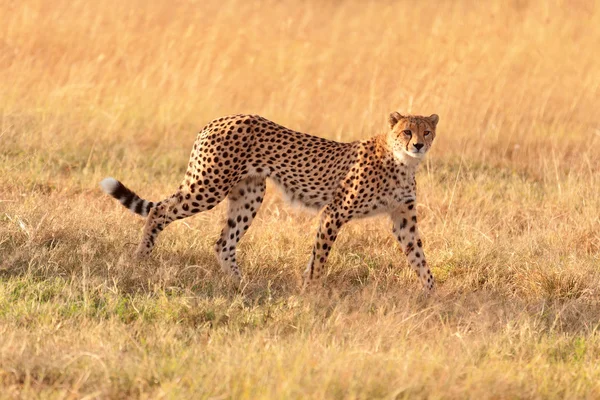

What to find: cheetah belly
left=267, top=173, right=334, bottom=211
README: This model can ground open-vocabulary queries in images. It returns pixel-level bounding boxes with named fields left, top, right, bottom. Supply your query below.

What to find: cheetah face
left=388, top=112, right=439, bottom=160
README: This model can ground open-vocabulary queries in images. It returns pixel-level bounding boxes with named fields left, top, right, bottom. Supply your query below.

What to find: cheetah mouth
left=405, top=149, right=426, bottom=158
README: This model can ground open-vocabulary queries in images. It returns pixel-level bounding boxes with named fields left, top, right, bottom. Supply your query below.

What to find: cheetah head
left=388, top=112, right=439, bottom=160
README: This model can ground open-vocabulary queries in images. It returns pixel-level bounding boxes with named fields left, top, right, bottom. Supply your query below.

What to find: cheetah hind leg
left=135, top=186, right=228, bottom=258
left=214, top=177, right=266, bottom=283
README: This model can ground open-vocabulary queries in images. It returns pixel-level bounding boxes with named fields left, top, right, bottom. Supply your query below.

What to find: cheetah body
left=101, top=112, right=439, bottom=290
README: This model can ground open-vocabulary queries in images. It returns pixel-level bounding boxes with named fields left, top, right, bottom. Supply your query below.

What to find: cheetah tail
left=100, top=177, right=157, bottom=217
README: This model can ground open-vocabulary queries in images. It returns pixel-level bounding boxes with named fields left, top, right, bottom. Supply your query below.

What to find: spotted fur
left=101, top=112, right=439, bottom=290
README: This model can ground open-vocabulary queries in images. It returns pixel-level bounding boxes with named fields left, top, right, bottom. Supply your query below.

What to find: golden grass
left=1, top=0, right=600, bottom=398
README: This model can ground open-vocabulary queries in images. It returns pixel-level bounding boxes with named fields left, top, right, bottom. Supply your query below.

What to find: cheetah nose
left=413, top=143, right=424, bottom=151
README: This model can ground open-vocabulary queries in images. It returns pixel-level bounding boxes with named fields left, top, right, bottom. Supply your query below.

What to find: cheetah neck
left=390, top=144, right=422, bottom=172
left=371, top=134, right=420, bottom=179
left=393, top=150, right=421, bottom=168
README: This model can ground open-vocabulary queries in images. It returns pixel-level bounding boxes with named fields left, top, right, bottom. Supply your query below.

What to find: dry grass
left=1, top=0, right=600, bottom=398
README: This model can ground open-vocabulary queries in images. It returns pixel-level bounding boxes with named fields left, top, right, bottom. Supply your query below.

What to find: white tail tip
left=100, top=177, right=119, bottom=194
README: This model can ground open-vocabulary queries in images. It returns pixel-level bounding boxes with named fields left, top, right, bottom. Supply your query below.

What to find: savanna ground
left=1, top=0, right=600, bottom=398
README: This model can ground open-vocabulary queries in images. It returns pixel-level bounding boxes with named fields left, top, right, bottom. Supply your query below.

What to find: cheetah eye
left=424, top=131, right=431, bottom=136
left=402, top=130, right=412, bottom=136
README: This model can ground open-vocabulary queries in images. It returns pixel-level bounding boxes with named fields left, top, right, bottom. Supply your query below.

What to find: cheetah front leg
left=390, top=203, right=434, bottom=292
left=303, top=205, right=348, bottom=286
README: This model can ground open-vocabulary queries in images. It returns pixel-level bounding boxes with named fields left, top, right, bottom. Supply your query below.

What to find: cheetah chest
left=374, top=183, right=416, bottom=211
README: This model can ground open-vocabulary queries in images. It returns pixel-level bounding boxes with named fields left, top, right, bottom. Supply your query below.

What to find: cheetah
left=100, top=112, right=439, bottom=291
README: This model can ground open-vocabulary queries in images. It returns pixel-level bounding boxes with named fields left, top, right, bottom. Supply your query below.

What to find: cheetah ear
left=428, top=114, right=439, bottom=127
left=389, top=111, right=403, bottom=129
